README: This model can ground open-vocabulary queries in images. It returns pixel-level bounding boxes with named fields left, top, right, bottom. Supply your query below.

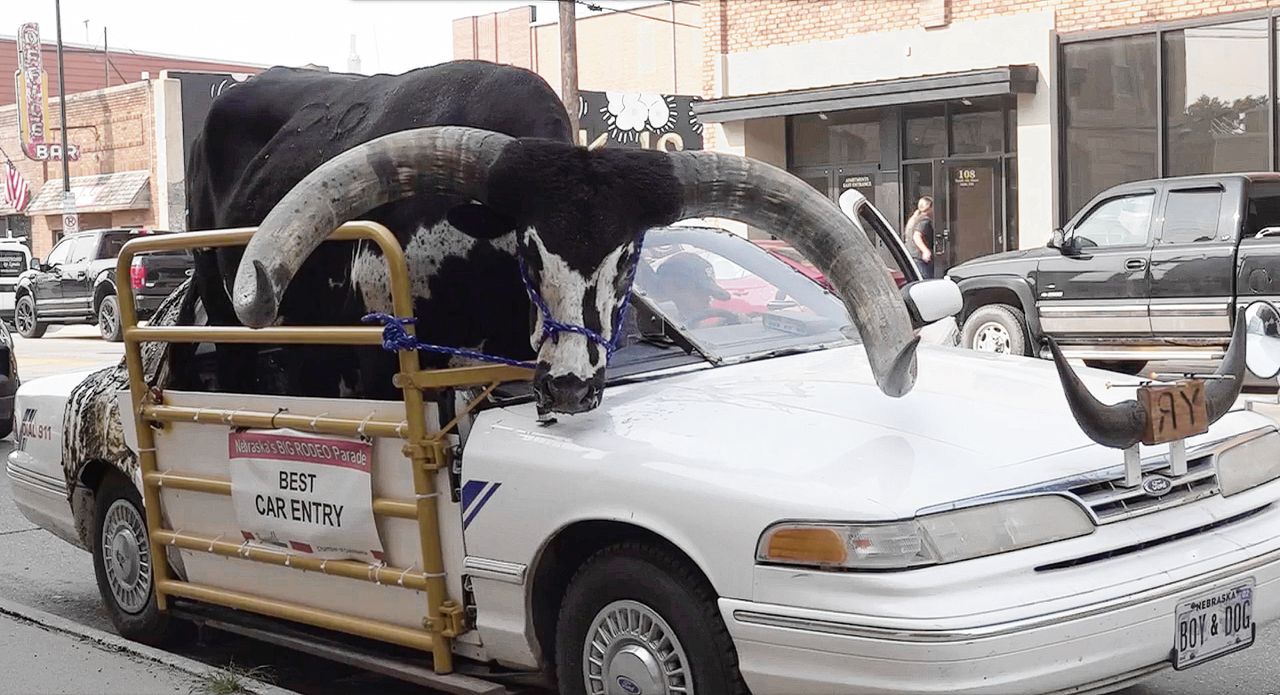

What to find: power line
left=574, top=0, right=701, bottom=30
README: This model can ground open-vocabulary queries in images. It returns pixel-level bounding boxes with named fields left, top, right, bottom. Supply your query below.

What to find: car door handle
left=1125, top=258, right=1148, bottom=270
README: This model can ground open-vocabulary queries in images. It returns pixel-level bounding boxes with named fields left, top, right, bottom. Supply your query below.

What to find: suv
left=12, top=228, right=192, bottom=342
left=946, top=172, right=1280, bottom=373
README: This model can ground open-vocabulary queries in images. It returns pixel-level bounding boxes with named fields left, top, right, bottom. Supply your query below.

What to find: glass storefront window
left=951, top=98, right=1005, bottom=155
left=790, top=109, right=881, bottom=167
left=1165, top=19, right=1269, bottom=177
left=1062, top=34, right=1159, bottom=220
left=904, top=104, right=946, bottom=159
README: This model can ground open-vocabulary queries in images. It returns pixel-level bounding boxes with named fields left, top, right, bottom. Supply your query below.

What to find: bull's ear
left=446, top=203, right=515, bottom=240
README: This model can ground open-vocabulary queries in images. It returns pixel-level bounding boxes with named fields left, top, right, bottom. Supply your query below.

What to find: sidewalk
left=0, top=597, right=297, bottom=695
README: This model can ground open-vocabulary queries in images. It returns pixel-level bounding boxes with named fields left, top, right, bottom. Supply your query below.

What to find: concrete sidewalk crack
left=0, top=527, right=39, bottom=537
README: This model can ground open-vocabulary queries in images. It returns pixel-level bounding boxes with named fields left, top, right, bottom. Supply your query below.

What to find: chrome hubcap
left=973, top=321, right=1011, bottom=353
left=102, top=499, right=151, bottom=614
left=584, top=600, right=692, bottom=695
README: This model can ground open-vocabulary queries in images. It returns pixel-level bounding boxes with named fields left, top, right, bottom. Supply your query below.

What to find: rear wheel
left=91, top=472, right=181, bottom=646
left=960, top=304, right=1028, bottom=356
left=554, top=543, right=748, bottom=695
left=97, top=294, right=122, bottom=342
left=13, top=294, right=45, bottom=339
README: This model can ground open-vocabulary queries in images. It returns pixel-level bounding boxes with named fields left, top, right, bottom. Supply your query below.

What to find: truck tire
left=1083, top=360, right=1148, bottom=376
left=961, top=304, right=1029, bottom=356
left=91, top=471, right=181, bottom=647
left=554, top=542, right=748, bottom=695
left=97, top=293, right=123, bottom=342
left=13, top=294, right=46, bottom=339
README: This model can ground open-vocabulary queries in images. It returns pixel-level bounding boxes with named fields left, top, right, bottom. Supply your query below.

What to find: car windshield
left=604, top=226, right=857, bottom=378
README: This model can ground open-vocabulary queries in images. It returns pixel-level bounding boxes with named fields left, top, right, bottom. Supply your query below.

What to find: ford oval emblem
left=616, top=676, right=642, bottom=695
left=1141, top=474, right=1174, bottom=497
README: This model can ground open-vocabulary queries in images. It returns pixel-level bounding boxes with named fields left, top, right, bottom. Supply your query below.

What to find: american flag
left=3, top=161, right=30, bottom=213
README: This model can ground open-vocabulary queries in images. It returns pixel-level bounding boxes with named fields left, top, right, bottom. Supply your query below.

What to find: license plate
left=1173, top=578, right=1255, bottom=670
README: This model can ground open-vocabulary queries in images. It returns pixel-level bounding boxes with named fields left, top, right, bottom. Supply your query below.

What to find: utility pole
left=55, top=0, right=77, bottom=234
left=558, top=0, right=579, bottom=138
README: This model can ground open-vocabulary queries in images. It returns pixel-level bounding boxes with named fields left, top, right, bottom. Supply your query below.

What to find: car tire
left=554, top=542, right=748, bottom=695
left=961, top=304, right=1029, bottom=356
left=13, top=295, right=46, bottom=339
left=1084, top=360, right=1148, bottom=376
left=98, top=294, right=123, bottom=342
left=91, top=472, right=182, bottom=647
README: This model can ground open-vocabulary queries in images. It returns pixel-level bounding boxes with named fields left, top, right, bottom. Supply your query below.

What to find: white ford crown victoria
left=7, top=223, right=1280, bottom=695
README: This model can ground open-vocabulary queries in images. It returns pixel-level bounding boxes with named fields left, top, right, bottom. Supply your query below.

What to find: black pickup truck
left=13, top=227, right=191, bottom=342
left=945, top=172, right=1280, bottom=374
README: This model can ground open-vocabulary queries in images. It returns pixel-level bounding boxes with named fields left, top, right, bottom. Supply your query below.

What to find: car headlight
left=757, top=496, right=1094, bottom=571
left=1217, top=429, right=1280, bottom=497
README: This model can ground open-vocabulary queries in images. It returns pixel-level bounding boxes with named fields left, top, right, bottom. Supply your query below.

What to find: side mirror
left=902, top=279, right=963, bottom=328
left=1048, top=228, right=1067, bottom=250
left=1244, top=300, right=1280, bottom=379
left=28, top=258, right=38, bottom=271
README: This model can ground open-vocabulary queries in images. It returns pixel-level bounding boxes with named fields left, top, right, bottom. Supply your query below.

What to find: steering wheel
left=685, top=307, right=744, bottom=327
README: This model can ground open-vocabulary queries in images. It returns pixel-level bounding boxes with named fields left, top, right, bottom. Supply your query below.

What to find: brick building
left=694, top=0, right=1280, bottom=274
left=453, top=2, right=706, bottom=152
left=1, top=30, right=263, bottom=258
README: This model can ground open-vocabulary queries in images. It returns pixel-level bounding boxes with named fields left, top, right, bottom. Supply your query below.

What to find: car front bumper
left=722, top=502, right=1280, bottom=695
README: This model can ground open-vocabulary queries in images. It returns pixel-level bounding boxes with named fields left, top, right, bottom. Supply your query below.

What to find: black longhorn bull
left=180, top=61, right=923, bottom=414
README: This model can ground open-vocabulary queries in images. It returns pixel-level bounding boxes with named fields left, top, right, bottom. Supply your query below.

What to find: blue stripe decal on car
left=463, top=482, right=502, bottom=530
left=460, top=479, right=488, bottom=513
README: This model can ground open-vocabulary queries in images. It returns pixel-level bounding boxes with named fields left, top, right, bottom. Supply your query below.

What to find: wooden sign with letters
left=1138, top=379, right=1209, bottom=445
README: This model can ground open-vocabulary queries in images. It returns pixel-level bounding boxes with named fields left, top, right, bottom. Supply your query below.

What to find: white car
left=6, top=224, right=1280, bottom=695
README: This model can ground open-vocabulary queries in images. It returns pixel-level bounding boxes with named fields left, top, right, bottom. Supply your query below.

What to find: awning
left=24, top=171, right=151, bottom=215
left=693, top=65, right=1039, bottom=123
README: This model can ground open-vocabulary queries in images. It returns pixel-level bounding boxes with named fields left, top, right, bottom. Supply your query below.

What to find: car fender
left=956, top=275, right=1043, bottom=339
left=12, top=271, right=36, bottom=297
left=92, top=270, right=117, bottom=309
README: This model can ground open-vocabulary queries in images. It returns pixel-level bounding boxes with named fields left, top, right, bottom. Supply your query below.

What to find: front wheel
left=555, top=543, right=748, bottom=695
left=13, top=294, right=46, bottom=339
left=960, top=304, right=1029, bottom=356
left=98, top=294, right=122, bottom=342
left=91, top=472, right=180, bottom=646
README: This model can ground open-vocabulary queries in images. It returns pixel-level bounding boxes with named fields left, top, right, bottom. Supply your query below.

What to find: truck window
left=67, top=236, right=94, bottom=264
left=44, top=238, right=72, bottom=266
left=1072, top=193, right=1154, bottom=248
left=1245, top=182, right=1280, bottom=237
left=1160, top=189, right=1223, bottom=245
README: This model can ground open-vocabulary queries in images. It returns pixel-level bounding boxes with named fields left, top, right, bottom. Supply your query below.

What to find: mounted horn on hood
left=1045, top=307, right=1247, bottom=450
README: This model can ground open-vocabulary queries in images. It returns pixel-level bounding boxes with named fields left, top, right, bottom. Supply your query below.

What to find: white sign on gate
left=228, top=428, right=385, bottom=563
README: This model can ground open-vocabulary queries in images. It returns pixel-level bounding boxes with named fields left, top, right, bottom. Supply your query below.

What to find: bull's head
left=229, top=126, right=921, bottom=413
left=1046, top=308, right=1247, bottom=449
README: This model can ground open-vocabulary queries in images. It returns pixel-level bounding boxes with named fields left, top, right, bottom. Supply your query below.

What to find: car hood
left=511, top=344, right=1272, bottom=519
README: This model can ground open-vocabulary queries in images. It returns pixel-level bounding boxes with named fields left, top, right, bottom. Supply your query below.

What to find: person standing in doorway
left=906, top=196, right=935, bottom=279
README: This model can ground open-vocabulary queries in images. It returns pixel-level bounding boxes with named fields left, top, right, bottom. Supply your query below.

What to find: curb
left=0, top=595, right=300, bottom=695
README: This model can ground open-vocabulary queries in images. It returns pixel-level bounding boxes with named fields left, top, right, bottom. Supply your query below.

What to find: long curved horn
left=667, top=151, right=919, bottom=397
left=1047, top=306, right=1247, bottom=449
left=231, top=126, right=514, bottom=328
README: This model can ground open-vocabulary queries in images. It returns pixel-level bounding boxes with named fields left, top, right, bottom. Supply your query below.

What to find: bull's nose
left=546, top=375, right=591, bottom=407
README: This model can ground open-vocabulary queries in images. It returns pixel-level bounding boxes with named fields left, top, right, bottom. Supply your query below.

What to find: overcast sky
left=1, top=0, right=662, bottom=74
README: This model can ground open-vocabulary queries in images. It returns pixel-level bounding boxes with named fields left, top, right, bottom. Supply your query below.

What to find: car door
left=1147, top=183, right=1237, bottom=341
left=33, top=238, right=72, bottom=314
left=57, top=234, right=95, bottom=316
left=1032, top=188, right=1158, bottom=342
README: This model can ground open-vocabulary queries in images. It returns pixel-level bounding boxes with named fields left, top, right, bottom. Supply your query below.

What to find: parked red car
left=753, top=240, right=908, bottom=290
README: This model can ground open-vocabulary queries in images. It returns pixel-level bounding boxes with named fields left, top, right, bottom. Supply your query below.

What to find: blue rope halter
left=362, top=234, right=645, bottom=368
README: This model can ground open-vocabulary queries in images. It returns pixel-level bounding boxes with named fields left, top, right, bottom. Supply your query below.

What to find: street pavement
left=3, top=327, right=1279, bottom=693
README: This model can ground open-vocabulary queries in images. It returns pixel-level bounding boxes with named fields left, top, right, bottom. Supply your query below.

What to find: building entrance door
left=940, top=160, right=1002, bottom=277
left=903, top=160, right=1002, bottom=277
